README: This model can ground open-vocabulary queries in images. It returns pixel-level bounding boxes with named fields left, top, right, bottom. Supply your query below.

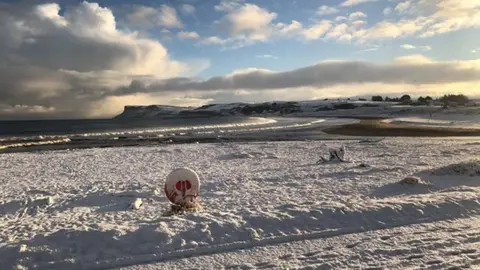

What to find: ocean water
left=0, top=117, right=258, bottom=138
left=0, top=117, right=353, bottom=153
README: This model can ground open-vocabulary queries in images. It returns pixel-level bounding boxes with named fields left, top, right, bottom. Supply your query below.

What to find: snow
left=0, top=138, right=479, bottom=269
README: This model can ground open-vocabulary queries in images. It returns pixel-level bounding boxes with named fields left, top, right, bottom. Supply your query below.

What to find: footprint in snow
left=447, top=228, right=464, bottom=233
left=421, top=237, right=442, bottom=242
left=461, top=249, right=477, bottom=254
left=407, top=239, right=423, bottom=246
left=446, top=250, right=463, bottom=256
left=278, top=254, right=294, bottom=260
left=426, top=259, right=443, bottom=265
left=320, top=253, right=339, bottom=259
left=467, top=254, right=479, bottom=259
left=303, top=251, right=322, bottom=257
left=297, top=256, right=326, bottom=265
left=407, top=254, right=425, bottom=260
left=380, top=235, right=393, bottom=241
left=254, top=262, right=277, bottom=269
left=346, top=241, right=362, bottom=248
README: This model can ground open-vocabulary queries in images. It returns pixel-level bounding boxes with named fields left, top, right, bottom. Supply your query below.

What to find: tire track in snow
left=53, top=196, right=480, bottom=270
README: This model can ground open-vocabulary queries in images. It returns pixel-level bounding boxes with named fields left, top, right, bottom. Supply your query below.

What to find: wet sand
left=324, top=119, right=480, bottom=137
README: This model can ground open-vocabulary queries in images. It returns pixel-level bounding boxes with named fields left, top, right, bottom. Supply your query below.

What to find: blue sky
left=0, top=0, right=479, bottom=119
left=101, top=0, right=479, bottom=78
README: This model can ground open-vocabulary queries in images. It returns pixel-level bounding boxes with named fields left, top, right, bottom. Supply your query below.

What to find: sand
left=324, top=119, right=480, bottom=137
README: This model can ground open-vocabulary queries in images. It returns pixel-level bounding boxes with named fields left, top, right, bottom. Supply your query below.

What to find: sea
left=0, top=117, right=351, bottom=153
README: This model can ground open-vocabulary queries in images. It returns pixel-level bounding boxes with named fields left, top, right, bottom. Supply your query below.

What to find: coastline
left=3, top=116, right=480, bottom=154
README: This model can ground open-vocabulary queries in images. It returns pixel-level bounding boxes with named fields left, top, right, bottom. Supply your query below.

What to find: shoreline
left=323, top=119, right=480, bottom=137
left=2, top=117, right=480, bottom=154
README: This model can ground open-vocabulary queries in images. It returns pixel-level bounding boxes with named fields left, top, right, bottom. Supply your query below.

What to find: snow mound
left=399, top=176, right=422, bottom=185
left=431, top=159, right=480, bottom=176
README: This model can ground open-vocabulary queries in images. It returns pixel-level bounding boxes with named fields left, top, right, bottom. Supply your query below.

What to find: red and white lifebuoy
left=164, top=168, right=200, bottom=205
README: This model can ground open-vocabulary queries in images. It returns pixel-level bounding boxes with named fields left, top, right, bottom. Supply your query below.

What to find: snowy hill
left=114, top=100, right=393, bottom=119
left=114, top=100, right=480, bottom=127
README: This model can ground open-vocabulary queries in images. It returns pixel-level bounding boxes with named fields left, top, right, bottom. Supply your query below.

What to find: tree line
left=370, top=94, right=474, bottom=106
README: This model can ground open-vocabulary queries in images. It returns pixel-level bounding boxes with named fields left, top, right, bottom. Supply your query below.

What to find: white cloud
left=401, top=44, right=432, bottom=51
left=324, top=17, right=367, bottom=42
left=325, top=23, right=353, bottom=42
left=401, top=44, right=416, bottom=50
left=126, top=5, right=182, bottom=29
left=317, top=5, right=339, bottom=15
left=217, top=3, right=277, bottom=42
left=35, top=3, right=67, bottom=26
left=276, top=20, right=303, bottom=35
left=340, top=0, right=378, bottom=7
left=200, top=36, right=226, bottom=45
left=158, top=5, right=183, bottom=28
left=202, top=2, right=279, bottom=49
left=394, top=54, right=433, bottom=64
left=126, top=6, right=158, bottom=28
left=383, top=7, right=392, bottom=16
left=206, top=2, right=337, bottom=47
left=395, top=1, right=412, bottom=13
left=359, top=45, right=381, bottom=52
left=349, top=11, right=367, bottom=20
left=419, top=0, right=480, bottom=37
left=321, top=0, right=480, bottom=43
left=420, top=45, right=432, bottom=51
left=255, top=54, right=279, bottom=60
left=180, top=4, right=196, bottom=16
left=301, top=20, right=333, bottom=40
left=277, top=19, right=333, bottom=41
left=177, top=31, right=200, bottom=40
left=0, top=2, right=188, bottom=119
left=356, top=17, right=430, bottom=40
left=214, top=0, right=242, bottom=12
left=161, top=28, right=172, bottom=34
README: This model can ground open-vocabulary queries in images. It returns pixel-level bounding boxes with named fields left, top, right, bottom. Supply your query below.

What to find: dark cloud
left=0, top=1, right=184, bottom=119
left=113, top=60, right=480, bottom=95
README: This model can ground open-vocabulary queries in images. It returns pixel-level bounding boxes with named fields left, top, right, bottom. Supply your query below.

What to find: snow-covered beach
left=1, top=138, right=479, bottom=269
left=3, top=101, right=480, bottom=153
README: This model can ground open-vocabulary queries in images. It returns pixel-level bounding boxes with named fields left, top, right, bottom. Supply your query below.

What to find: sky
left=0, top=0, right=479, bottom=119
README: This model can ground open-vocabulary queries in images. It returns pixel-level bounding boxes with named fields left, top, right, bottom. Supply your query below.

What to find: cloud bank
left=115, top=59, right=480, bottom=94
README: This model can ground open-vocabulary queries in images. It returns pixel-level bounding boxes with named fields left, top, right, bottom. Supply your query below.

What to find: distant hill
left=114, top=99, right=479, bottom=120
left=114, top=100, right=390, bottom=119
